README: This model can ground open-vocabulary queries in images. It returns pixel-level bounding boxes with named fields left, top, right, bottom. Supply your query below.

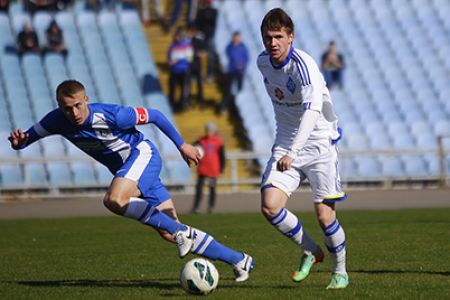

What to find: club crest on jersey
left=286, top=77, right=296, bottom=94
left=264, top=77, right=269, bottom=84
left=275, top=88, right=284, bottom=100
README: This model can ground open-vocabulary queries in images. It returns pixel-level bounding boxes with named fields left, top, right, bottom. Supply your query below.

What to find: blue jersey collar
left=270, top=46, right=294, bottom=69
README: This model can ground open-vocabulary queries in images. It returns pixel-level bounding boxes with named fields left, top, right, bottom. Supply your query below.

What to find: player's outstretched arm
left=8, top=129, right=29, bottom=150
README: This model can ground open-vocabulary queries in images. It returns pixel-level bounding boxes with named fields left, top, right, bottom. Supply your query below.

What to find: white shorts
left=261, top=139, right=346, bottom=203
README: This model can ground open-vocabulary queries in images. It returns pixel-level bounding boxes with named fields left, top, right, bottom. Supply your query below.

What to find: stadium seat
left=24, top=163, right=48, bottom=187
left=434, top=120, right=450, bottom=136
left=95, top=163, right=113, bottom=186
left=42, top=137, right=66, bottom=157
left=0, top=164, right=23, bottom=187
left=47, top=162, right=72, bottom=186
left=71, top=161, right=97, bottom=186
left=401, top=155, right=429, bottom=177
left=355, top=157, right=381, bottom=178
left=380, top=156, right=405, bottom=177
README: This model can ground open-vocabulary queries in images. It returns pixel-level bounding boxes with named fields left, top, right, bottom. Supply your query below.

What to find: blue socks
left=190, top=228, right=244, bottom=265
left=125, top=197, right=186, bottom=234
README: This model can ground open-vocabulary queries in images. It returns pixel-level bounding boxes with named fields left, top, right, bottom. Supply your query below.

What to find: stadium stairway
left=143, top=22, right=256, bottom=190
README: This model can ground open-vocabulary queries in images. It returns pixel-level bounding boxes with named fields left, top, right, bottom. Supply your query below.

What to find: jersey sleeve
left=294, top=51, right=324, bottom=112
left=23, top=109, right=63, bottom=147
left=114, top=106, right=140, bottom=129
left=120, top=106, right=185, bottom=148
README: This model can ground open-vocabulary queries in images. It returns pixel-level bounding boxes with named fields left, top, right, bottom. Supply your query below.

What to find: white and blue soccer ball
left=180, top=258, right=219, bottom=295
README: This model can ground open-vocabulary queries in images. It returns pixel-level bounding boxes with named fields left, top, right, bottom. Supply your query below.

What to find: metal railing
left=1, top=136, right=449, bottom=193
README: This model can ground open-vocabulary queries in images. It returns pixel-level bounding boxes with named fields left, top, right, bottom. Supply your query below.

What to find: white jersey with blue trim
left=257, top=47, right=340, bottom=151
left=31, top=103, right=150, bottom=174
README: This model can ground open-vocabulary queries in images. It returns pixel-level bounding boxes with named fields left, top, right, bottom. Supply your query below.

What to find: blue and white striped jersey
left=257, top=46, right=340, bottom=151
left=26, top=103, right=154, bottom=174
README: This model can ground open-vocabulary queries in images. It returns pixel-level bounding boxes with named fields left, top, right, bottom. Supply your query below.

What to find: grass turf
left=0, top=208, right=449, bottom=299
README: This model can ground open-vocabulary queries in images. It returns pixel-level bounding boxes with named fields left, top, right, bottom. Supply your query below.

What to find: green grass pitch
left=0, top=208, right=449, bottom=299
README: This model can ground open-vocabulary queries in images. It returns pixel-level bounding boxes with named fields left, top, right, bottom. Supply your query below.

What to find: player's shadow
left=16, top=279, right=179, bottom=290
left=15, top=278, right=296, bottom=290
left=346, top=270, right=450, bottom=276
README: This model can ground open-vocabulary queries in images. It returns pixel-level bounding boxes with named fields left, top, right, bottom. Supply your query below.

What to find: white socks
left=270, top=208, right=319, bottom=255
left=323, top=219, right=346, bottom=275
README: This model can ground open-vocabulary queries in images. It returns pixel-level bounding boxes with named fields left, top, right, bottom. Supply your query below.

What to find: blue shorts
left=115, top=140, right=171, bottom=206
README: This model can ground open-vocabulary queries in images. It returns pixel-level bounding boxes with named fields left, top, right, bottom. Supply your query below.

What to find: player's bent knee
left=316, top=211, right=334, bottom=228
left=261, top=205, right=282, bottom=220
left=103, top=193, right=128, bottom=216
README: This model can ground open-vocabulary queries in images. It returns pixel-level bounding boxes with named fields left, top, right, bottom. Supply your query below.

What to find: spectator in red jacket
left=192, top=122, right=225, bottom=214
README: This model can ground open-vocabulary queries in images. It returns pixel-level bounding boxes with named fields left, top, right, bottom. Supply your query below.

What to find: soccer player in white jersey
left=8, top=80, right=254, bottom=281
left=257, top=9, right=348, bottom=289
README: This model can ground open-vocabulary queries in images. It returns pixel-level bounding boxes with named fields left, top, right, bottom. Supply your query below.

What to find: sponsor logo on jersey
left=286, top=77, right=296, bottom=94
left=272, top=100, right=302, bottom=107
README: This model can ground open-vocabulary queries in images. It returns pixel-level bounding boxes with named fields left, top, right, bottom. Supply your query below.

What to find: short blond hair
left=56, top=80, right=85, bottom=102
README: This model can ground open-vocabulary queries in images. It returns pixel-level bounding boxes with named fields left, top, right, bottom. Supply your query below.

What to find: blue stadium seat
left=47, top=162, right=72, bottom=186
left=0, top=133, right=18, bottom=159
left=0, top=164, right=23, bottom=187
left=424, top=154, right=440, bottom=176
left=165, top=160, right=192, bottom=185
left=71, top=161, right=97, bottom=185
left=24, top=163, right=48, bottom=187
left=42, top=137, right=66, bottom=157
left=33, top=11, right=53, bottom=42
left=401, top=155, right=428, bottom=177
left=19, top=141, right=42, bottom=159
left=368, top=133, right=392, bottom=150
left=347, top=134, right=369, bottom=151
left=355, top=157, right=381, bottom=178
left=11, top=13, right=31, bottom=33
left=95, top=163, right=113, bottom=186
left=434, top=121, right=450, bottom=136
left=393, top=134, right=416, bottom=150
left=339, top=157, right=358, bottom=180
left=380, top=156, right=405, bottom=177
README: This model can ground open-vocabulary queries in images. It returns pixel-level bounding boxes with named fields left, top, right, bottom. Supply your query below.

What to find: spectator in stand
left=17, top=23, right=41, bottom=56
left=195, top=0, right=217, bottom=82
left=45, top=20, right=68, bottom=57
left=321, top=41, right=344, bottom=90
left=220, top=31, right=249, bottom=114
left=0, top=0, right=10, bottom=12
left=141, top=0, right=165, bottom=27
left=168, top=27, right=193, bottom=112
left=26, top=0, right=57, bottom=14
left=167, top=0, right=198, bottom=30
left=192, top=122, right=225, bottom=214
left=186, top=24, right=207, bottom=107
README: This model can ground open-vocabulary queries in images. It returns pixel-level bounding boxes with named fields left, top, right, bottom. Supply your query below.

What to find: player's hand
left=179, top=143, right=201, bottom=167
left=8, top=129, right=29, bottom=150
left=277, top=155, right=293, bottom=172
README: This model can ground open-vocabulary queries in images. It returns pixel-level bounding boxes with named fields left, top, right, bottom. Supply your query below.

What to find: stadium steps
left=143, top=22, right=257, bottom=190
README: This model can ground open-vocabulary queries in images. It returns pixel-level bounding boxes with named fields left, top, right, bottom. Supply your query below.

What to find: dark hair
left=260, top=8, right=294, bottom=36
left=56, top=80, right=85, bottom=102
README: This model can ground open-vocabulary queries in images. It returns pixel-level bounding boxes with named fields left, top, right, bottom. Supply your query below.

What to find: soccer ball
left=195, top=144, right=205, bottom=159
left=180, top=258, right=219, bottom=295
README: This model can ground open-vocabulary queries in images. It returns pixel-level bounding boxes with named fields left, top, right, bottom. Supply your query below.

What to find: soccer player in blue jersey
left=257, top=9, right=348, bottom=289
left=8, top=80, right=254, bottom=281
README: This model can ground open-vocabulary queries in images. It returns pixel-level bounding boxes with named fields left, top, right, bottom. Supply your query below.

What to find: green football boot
left=326, top=273, right=349, bottom=290
left=291, top=248, right=324, bottom=282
